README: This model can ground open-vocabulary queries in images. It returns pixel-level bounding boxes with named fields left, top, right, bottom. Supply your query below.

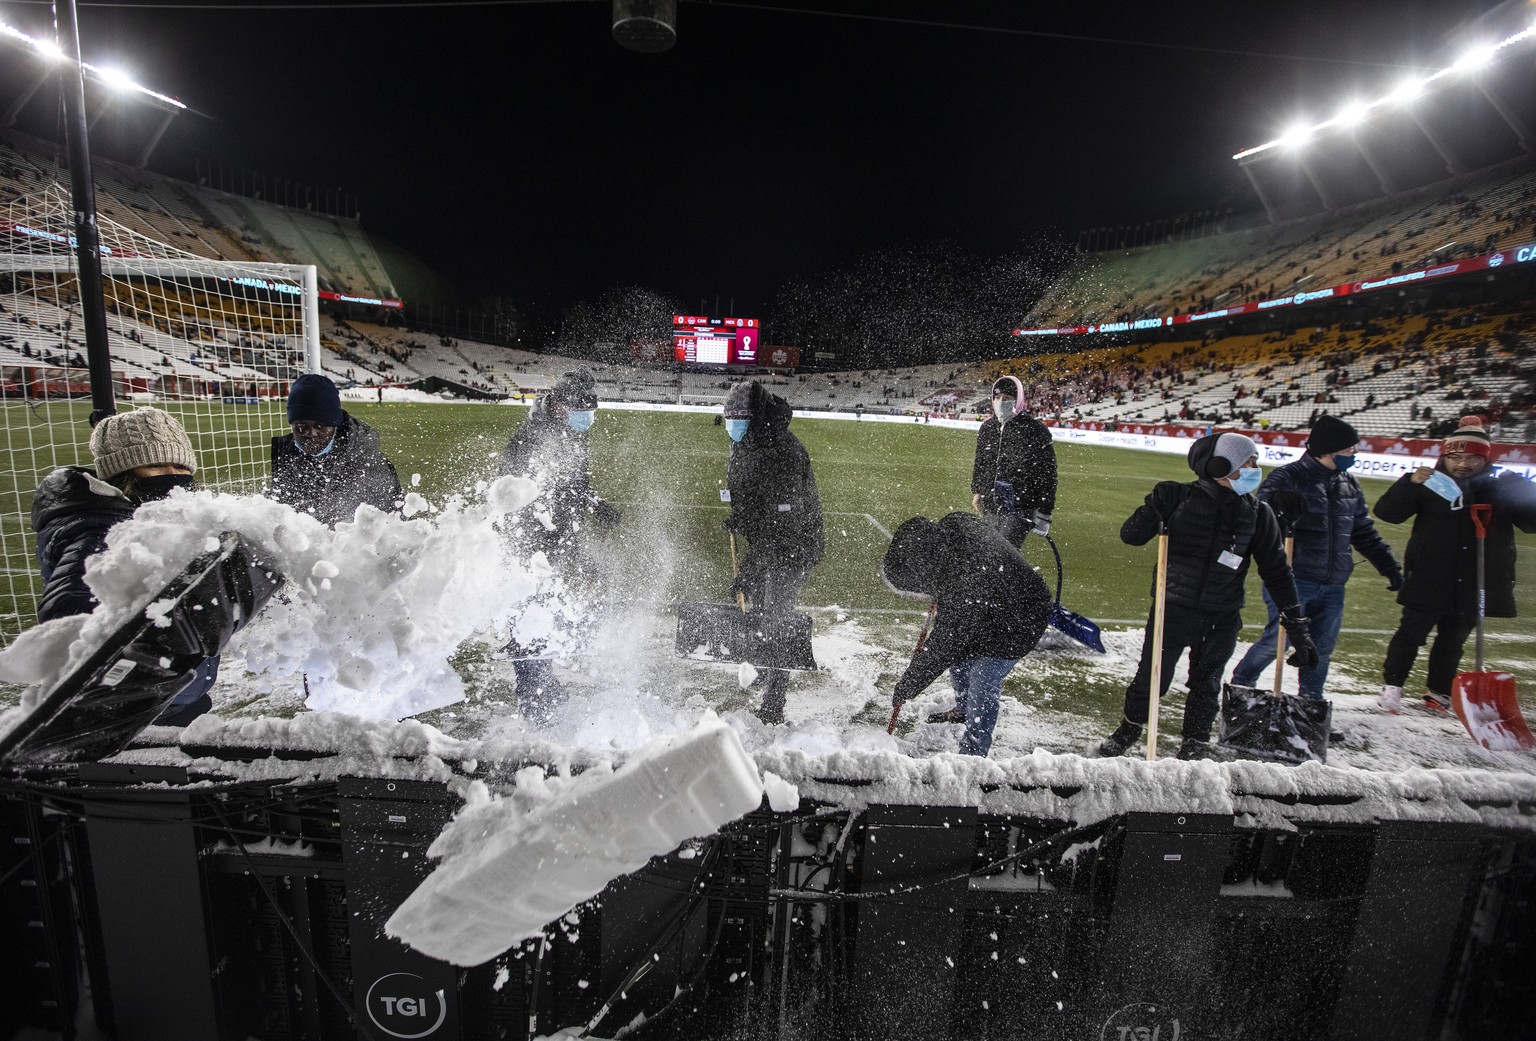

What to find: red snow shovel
left=1452, top=504, right=1535, bottom=750
left=887, top=602, right=937, bottom=734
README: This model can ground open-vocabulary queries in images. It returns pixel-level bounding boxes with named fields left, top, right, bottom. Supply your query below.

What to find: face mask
left=725, top=418, right=750, bottom=442
left=1424, top=469, right=1464, bottom=510
left=1332, top=453, right=1356, bottom=472
left=566, top=410, right=595, bottom=433
left=296, top=436, right=336, bottom=457
left=1230, top=467, right=1262, bottom=495
left=993, top=399, right=1016, bottom=423
left=128, top=473, right=193, bottom=504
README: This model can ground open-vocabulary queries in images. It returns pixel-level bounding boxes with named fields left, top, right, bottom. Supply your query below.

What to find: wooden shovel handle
left=729, top=532, right=747, bottom=613
left=1147, top=529, right=1168, bottom=761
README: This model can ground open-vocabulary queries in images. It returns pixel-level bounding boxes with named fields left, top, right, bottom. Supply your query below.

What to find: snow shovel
left=1217, top=533, right=1331, bottom=765
left=1042, top=534, right=1106, bottom=653
left=1145, top=523, right=1169, bottom=761
left=1452, top=504, right=1535, bottom=750
left=673, top=534, right=817, bottom=672
left=887, top=602, right=937, bottom=733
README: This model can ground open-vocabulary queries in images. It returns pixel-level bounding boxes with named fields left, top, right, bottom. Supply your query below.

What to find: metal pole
left=54, top=0, right=115, bottom=426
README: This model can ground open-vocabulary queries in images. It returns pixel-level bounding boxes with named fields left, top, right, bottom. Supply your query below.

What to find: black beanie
left=287, top=373, right=343, bottom=426
left=553, top=369, right=598, bottom=410
left=1307, top=415, right=1359, bottom=457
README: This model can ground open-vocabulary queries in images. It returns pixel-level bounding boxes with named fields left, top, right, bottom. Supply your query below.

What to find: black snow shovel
left=1217, top=533, right=1331, bottom=765
left=674, top=533, right=817, bottom=672
left=1042, top=534, right=1106, bottom=653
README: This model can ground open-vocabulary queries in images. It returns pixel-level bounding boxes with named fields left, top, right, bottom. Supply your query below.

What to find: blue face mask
left=1424, top=469, right=1464, bottom=510
left=566, top=409, right=595, bottom=433
left=1230, top=467, right=1262, bottom=495
left=1332, top=453, right=1356, bottom=472
left=725, top=418, right=749, bottom=442
left=296, top=436, right=336, bottom=458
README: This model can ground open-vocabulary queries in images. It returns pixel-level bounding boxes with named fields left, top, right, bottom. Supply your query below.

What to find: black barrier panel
left=0, top=791, right=83, bottom=1037
left=1442, top=835, right=1536, bottom=1041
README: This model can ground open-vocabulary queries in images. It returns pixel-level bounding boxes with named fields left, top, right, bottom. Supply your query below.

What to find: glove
left=1145, top=482, right=1185, bottom=524
left=730, top=561, right=764, bottom=603
left=1385, top=568, right=1404, bottom=592
left=1267, top=490, right=1308, bottom=531
left=591, top=498, right=621, bottom=530
left=1279, top=612, right=1319, bottom=668
left=1032, top=510, right=1052, bottom=537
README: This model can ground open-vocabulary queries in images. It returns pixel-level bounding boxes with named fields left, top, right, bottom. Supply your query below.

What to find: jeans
left=1230, top=580, right=1347, bottom=699
left=947, top=657, right=1020, bottom=757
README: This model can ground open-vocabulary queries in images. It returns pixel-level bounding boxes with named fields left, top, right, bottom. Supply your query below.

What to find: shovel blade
left=1452, top=671, right=1535, bottom=751
left=1049, top=605, right=1106, bottom=653
left=674, top=602, right=817, bottom=672
left=1217, top=682, right=1331, bottom=765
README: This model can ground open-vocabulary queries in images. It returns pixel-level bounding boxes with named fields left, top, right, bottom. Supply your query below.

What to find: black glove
left=1279, top=612, right=1319, bottom=668
left=591, top=498, right=621, bottom=530
left=1267, top=490, right=1308, bottom=531
left=1385, top=568, right=1404, bottom=592
left=1145, top=482, right=1185, bottom=524
left=731, top=561, right=764, bottom=603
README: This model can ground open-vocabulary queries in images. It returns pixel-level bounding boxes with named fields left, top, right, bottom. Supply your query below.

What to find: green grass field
left=5, top=399, right=1534, bottom=749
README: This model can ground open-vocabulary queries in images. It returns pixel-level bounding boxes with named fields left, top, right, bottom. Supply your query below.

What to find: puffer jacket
left=497, top=394, right=609, bottom=560
left=1373, top=464, right=1536, bottom=618
left=1256, top=453, right=1398, bottom=585
left=268, top=412, right=402, bottom=526
left=30, top=466, right=218, bottom=705
left=1123, top=479, right=1299, bottom=615
left=725, top=383, right=825, bottom=575
left=882, top=512, right=1052, bottom=702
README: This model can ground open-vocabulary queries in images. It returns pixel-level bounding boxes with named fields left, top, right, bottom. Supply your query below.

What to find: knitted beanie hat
left=1443, top=415, right=1492, bottom=458
left=723, top=382, right=756, bottom=418
left=1307, top=414, right=1359, bottom=456
left=287, top=373, right=343, bottom=426
left=1212, top=431, right=1259, bottom=478
left=90, top=407, right=197, bottom=480
left=553, top=369, right=598, bottom=410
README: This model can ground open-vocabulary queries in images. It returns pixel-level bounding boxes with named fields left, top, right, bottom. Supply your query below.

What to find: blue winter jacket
left=1255, top=454, right=1399, bottom=586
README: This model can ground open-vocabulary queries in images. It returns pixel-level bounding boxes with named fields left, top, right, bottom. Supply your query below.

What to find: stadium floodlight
left=0, top=20, right=185, bottom=110
left=95, top=66, right=134, bottom=92
left=1280, top=123, right=1313, bottom=150
left=1232, top=22, right=1536, bottom=160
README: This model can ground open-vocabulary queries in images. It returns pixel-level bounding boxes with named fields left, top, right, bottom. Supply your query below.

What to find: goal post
left=0, top=183, right=321, bottom=643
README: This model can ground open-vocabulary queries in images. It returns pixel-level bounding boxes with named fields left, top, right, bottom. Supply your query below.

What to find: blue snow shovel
left=1042, top=534, right=1106, bottom=653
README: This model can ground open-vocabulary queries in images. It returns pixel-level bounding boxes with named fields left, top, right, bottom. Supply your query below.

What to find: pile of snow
left=386, top=714, right=769, bottom=966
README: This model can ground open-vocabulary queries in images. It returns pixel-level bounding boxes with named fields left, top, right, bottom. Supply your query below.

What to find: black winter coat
left=1123, top=479, right=1299, bottom=614
left=497, top=395, right=609, bottom=560
left=268, top=413, right=402, bottom=527
left=1256, top=454, right=1398, bottom=586
left=1373, top=465, right=1536, bottom=618
left=882, top=512, right=1051, bottom=702
left=725, top=384, right=825, bottom=575
left=970, top=413, right=1058, bottom=516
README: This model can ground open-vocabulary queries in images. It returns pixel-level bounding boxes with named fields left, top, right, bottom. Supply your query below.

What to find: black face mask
left=127, top=473, right=194, bottom=504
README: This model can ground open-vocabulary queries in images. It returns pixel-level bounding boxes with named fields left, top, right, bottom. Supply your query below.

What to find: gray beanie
left=90, top=407, right=197, bottom=480
left=723, top=382, right=755, bottom=417
left=1212, top=432, right=1258, bottom=477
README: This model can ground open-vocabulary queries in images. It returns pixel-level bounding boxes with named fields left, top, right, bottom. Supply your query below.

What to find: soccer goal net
left=0, top=182, right=321, bottom=643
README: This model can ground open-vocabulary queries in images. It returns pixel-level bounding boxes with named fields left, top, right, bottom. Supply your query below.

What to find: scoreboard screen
left=673, top=315, right=760, bottom=366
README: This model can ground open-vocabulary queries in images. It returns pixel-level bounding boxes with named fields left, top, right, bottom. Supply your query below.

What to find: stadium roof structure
left=1, top=18, right=186, bottom=168
left=1233, top=16, right=1536, bottom=223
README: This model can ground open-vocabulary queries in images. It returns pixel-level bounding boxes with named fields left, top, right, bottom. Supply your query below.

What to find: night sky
left=3, top=0, right=1532, bottom=321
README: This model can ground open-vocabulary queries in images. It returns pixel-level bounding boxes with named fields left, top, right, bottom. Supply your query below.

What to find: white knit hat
left=90, top=407, right=197, bottom=480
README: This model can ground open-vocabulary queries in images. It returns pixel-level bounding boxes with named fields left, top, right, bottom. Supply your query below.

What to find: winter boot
left=1176, top=736, right=1219, bottom=762
left=1424, top=689, right=1452, bottom=713
left=1378, top=684, right=1403, bottom=714
left=926, top=706, right=966, bottom=724
left=751, top=703, right=785, bottom=726
left=1091, top=718, right=1142, bottom=758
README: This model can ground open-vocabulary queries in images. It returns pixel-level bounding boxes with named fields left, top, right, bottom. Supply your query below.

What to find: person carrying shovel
left=722, top=381, right=825, bottom=724
left=880, top=512, right=1052, bottom=756
left=1091, top=432, right=1318, bottom=761
left=1373, top=416, right=1536, bottom=714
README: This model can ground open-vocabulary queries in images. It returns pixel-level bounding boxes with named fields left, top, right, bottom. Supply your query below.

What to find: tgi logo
left=1100, top=1002, right=1182, bottom=1041
left=365, top=973, right=448, bottom=1039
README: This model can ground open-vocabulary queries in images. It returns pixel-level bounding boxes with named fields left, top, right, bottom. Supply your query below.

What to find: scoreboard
left=672, top=315, right=760, bottom=366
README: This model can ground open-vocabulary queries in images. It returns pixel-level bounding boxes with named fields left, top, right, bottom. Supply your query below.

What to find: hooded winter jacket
left=1373, top=463, right=1536, bottom=618
left=1256, top=453, right=1399, bottom=586
left=30, top=466, right=218, bottom=704
left=881, top=512, right=1051, bottom=702
left=1123, top=480, right=1298, bottom=616
left=498, top=393, right=609, bottom=559
left=268, top=412, right=402, bottom=527
left=970, top=376, right=1057, bottom=517
left=725, top=383, right=825, bottom=575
